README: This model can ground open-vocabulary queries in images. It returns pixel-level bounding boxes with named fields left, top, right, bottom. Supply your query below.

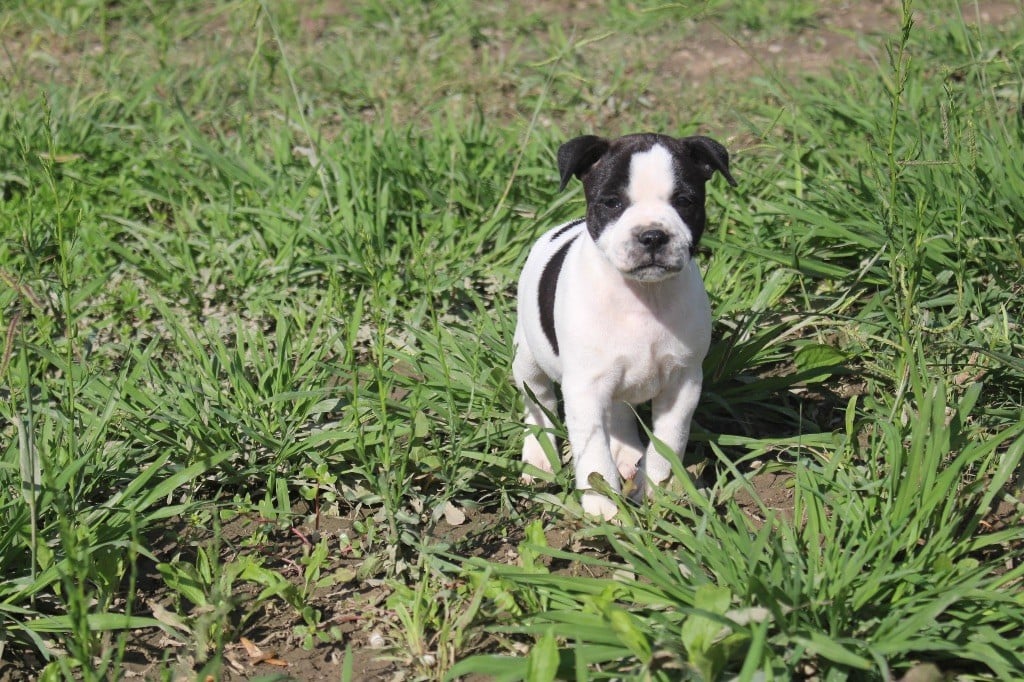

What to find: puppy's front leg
left=562, top=379, right=620, bottom=519
left=512, top=335, right=559, bottom=482
left=633, top=367, right=703, bottom=500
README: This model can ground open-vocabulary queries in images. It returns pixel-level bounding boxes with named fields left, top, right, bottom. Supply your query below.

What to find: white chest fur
left=555, top=235, right=711, bottom=405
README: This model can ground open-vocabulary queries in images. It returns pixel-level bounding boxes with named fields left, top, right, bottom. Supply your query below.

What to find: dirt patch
left=733, top=468, right=797, bottom=527
left=68, top=501, right=628, bottom=682
left=670, top=1, right=899, bottom=85
left=668, top=1, right=1022, bottom=86
left=106, top=510, right=397, bottom=680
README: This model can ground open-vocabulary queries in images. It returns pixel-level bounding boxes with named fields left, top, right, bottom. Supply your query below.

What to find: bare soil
left=670, top=1, right=1021, bottom=85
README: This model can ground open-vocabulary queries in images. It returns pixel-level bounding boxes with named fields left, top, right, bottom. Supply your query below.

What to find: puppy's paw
left=613, top=450, right=641, bottom=481
left=521, top=435, right=554, bottom=484
left=581, top=491, right=619, bottom=520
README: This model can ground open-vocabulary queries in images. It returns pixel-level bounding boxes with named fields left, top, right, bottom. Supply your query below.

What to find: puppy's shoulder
left=520, top=218, right=585, bottom=292
left=542, top=217, right=586, bottom=244
left=528, top=218, right=585, bottom=259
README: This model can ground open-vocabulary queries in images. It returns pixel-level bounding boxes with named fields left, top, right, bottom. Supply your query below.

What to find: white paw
left=581, top=491, right=619, bottom=520
left=613, top=450, right=641, bottom=480
left=521, top=434, right=554, bottom=483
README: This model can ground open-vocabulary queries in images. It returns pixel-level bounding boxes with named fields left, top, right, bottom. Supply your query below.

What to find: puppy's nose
left=637, top=229, right=669, bottom=249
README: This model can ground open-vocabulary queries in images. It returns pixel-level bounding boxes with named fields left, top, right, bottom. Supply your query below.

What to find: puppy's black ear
left=557, top=135, right=610, bottom=191
left=684, top=136, right=738, bottom=187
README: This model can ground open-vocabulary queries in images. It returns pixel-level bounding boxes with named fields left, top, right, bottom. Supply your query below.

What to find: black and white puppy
left=513, top=133, right=736, bottom=519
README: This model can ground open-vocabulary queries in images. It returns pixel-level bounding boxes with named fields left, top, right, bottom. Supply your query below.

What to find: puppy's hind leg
left=608, top=401, right=644, bottom=482
left=512, top=336, right=559, bottom=482
left=631, top=367, right=703, bottom=502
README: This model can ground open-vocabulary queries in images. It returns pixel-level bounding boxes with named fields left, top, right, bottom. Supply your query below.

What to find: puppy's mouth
left=624, top=260, right=683, bottom=281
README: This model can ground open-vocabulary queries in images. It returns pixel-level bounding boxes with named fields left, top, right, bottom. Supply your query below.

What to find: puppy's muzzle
left=622, top=222, right=690, bottom=281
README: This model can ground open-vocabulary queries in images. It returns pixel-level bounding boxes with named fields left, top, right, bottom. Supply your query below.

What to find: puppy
left=513, top=133, right=736, bottom=518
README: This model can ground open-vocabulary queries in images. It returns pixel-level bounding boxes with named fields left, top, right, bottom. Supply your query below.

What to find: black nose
left=637, top=229, right=669, bottom=249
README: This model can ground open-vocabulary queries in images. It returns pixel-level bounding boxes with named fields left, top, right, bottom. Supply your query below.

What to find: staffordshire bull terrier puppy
left=513, top=132, right=736, bottom=519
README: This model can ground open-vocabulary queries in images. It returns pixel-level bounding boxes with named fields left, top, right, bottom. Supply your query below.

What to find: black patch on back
left=549, top=218, right=584, bottom=241
left=538, top=236, right=578, bottom=356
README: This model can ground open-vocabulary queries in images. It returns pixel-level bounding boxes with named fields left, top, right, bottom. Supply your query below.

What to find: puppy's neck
left=581, top=237, right=692, bottom=308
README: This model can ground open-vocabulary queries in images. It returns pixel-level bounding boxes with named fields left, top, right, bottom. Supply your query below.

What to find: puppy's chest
left=601, top=316, right=691, bottom=404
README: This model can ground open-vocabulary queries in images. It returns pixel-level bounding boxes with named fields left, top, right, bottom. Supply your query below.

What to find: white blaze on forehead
left=626, top=144, right=675, bottom=204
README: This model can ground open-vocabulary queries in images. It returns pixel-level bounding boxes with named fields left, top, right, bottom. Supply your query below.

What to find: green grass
left=1, top=0, right=1023, bottom=679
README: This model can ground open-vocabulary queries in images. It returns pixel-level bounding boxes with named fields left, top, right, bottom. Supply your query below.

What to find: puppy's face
left=558, top=133, right=737, bottom=282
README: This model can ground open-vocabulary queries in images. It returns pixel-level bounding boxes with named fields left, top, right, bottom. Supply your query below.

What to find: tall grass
left=452, top=0, right=1024, bottom=679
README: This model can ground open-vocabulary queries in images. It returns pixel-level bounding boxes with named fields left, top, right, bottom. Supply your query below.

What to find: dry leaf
left=224, top=652, right=247, bottom=674
left=239, top=636, right=287, bottom=666
left=443, top=500, right=466, bottom=526
left=899, top=663, right=945, bottom=682
left=240, top=636, right=262, bottom=659
left=148, top=601, right=190, bottom=634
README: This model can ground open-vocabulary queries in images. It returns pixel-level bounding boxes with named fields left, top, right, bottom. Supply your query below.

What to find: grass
left=1, top=0, right=1022, bottom=679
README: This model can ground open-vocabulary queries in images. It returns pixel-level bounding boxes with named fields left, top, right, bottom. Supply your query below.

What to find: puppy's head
left=557, top=133, right=737, bottom=282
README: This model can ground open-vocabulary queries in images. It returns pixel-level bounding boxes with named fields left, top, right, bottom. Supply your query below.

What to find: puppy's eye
left=672, top=193, right=695, bottom=207
left=600, top=196, right=623, bottom=210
